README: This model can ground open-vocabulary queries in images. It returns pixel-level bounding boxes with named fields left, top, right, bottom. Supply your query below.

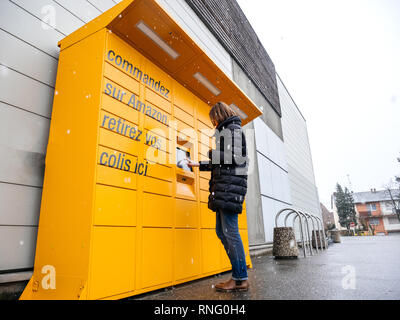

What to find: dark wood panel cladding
left=185, top=0, right=281, bottom=116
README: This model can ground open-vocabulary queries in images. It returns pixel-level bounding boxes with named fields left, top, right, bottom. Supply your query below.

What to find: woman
left=188, top=102, right=249, bottom=292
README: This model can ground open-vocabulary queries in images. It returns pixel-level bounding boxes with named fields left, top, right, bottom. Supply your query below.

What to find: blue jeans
left=216, top=209, right=248, bottom=280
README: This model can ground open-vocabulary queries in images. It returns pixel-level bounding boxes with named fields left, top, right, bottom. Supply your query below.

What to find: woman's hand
left=187, top=160, right=200, bottom=168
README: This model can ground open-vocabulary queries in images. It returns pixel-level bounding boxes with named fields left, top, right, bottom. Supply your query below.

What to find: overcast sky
left=236, top=0, right=400, bottom=209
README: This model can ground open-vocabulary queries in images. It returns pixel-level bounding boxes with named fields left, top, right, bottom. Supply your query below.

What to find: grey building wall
left=278, top=74, right=322, bottom=218
left=0, top=0, right=121, bottom=273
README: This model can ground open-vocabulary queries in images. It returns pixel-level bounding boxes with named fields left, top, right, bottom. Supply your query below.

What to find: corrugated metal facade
left=0, top=0, right=121, bottom=272
left=253, top=117, right=292, bottom=243
left=278, top=75, right=322, bottom=216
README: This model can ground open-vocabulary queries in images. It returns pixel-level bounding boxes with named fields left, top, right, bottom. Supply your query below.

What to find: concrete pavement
left=133, top=234, right=400, bottom=300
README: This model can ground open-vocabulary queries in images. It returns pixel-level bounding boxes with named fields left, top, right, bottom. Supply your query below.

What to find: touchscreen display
left=176, top=148, right=192, bottom=172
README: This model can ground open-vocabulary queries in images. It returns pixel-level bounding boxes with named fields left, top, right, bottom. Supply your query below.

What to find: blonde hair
left=209, top=102, right=237, bottom=127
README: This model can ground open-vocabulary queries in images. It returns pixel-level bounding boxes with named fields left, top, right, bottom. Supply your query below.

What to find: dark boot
left=215, top=279, right=249, bottom=292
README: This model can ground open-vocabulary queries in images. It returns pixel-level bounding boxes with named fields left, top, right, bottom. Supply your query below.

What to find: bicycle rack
left=274, top=208, right=328, bottom=258
left=314, top=215, right=327, bottom=249
left=275, top=208, right=307, bottom=258
left=291, top=211, right=313, bottom=256
left=309, top=214, right=324, bottom=251
left=302, top=212, right=319, bottom=254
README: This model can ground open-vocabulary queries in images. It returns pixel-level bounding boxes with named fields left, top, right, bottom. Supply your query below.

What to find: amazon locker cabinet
left=20, top=0, right=261, bottom=300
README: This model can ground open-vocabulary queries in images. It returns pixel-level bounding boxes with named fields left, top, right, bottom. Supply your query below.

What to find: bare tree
left=383, top=186, right=400, bottom=222
left=383, top=155, right=400, bottom=222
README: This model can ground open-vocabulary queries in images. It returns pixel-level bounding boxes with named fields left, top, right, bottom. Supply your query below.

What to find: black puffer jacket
left=199, top=116, right=248, bottom=214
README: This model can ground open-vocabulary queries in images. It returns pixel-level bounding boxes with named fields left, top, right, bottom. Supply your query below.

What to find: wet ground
left=133, top=234, right=400, bottom=300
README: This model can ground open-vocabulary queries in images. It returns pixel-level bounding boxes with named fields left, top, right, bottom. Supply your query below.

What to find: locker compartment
left=145, top=161, right=173, bottom=182
left=106, top=34, right=144, bottom=77
left=197, top=118, right=213, bottom=133
left=198, top=132, right=212, bottom=148
left=142, top=193, right=173, bottom=227
left=200, top=202, right=215, bottom=229
left=175, top=198, right=198, bottom=228
left=142, top=228, right=173, bottom=288
left=198, top=152, right=211, bottom=179
left=96, top=165, right=137, bottom=190
left=144, top=112, right=170, bottom=135
left=103, top=78, right=132, bottom=105
left=200, top=177, right=209, bottom=191
left=142, top=59, right=172, bottom=102
left=145, top=89, right=172, bottom=114
left=104, top=62, right=140, bottom=95
left=94, top=184, right=136, bottom=226
left=174, top=105, right=194, bottom=127
left=141, top=100, right=170, bottom=127
left=98, top=146, right=137, bottom=172
left=174, top=229, right=201, bottom=281
left=200, top=190, right=209, bottom=203
left=99, top=127, right=139, bottom=156
left=144, top=144, right=169, bottom=165
left=143, top=176, right=172, bottom=196
left=201, top=229, right=221, bottom=274
left=197, top=106, right=213, bottom=129
left=198, top=153, right=209, bottom=162
left=144, top=129, right=169, bottom=153
left=173, top=84, right=194, bottom=114
left=198, top=142, right=211, bottom=158
left=176, top=118, right=196, bottom=136
left=89, top=226, right=135, bottom=299
left=102, top=94, right=139, bottom=125
left=176, top=131, right=195, bottom=151
left=176, top=173, right=195, bottom=200
left=238, top=213, right=248, bottom=230
left=100, top=109, right=140, bottom=138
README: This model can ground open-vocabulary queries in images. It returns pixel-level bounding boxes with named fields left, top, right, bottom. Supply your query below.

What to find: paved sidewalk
left=133, top=234, right=400, bottom=300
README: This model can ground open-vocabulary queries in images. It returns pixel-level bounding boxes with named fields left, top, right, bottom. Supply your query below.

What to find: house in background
left=353, top=189, right=400, bottom=235
left=320, top=203, right=336, bottom=229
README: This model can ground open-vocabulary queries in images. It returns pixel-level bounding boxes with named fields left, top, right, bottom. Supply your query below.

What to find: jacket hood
left=216, top=115, right=242, bottom=131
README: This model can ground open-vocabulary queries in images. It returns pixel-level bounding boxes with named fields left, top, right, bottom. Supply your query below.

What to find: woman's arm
left=199, top=161, right=213, bottom=171
left=187, top=160, right=212, bottom=171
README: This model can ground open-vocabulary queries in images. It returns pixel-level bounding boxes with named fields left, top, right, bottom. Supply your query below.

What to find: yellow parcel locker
left=21, top=0, right=260, bottom=300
